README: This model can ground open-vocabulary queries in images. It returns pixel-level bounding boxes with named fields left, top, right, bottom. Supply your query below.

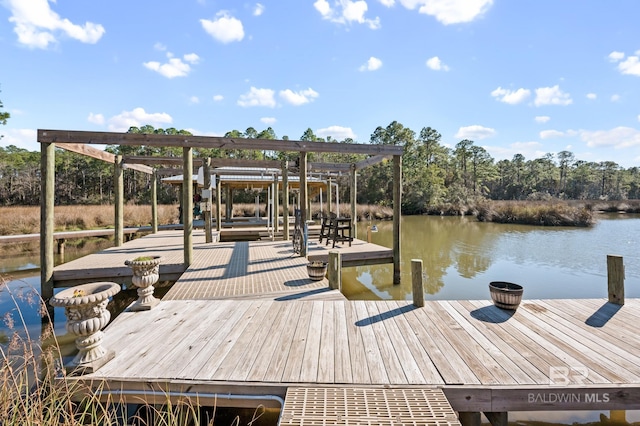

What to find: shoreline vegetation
left=0, top=279, right=270, bottom=425
left=1, top=200, right=639, bottom=239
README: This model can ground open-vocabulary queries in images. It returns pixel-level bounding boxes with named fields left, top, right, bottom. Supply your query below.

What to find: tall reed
left=0, top=278, right=267, bottom=425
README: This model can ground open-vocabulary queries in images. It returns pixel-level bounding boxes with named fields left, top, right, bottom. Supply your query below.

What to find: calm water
left=346, top=213, right=640, bottom=301
left=2, top=215, right=640, bottom=425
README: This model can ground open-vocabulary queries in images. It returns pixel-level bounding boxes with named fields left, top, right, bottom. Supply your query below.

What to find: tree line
left=0, top=122, right=639, bottom=211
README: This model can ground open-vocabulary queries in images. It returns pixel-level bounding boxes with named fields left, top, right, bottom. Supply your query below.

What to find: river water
left=2, top=214, right=639, bottom=425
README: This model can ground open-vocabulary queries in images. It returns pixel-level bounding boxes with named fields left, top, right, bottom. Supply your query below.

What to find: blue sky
left=1, top=0, right=640, bottom=167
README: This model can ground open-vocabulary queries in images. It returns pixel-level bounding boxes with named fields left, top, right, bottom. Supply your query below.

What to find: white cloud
left=314, top=0, right=381, bottom=29
left=581, top=127, right=640, bottom=149
left=1, top=128, right=38, bottom=151
left=5, top=0, right=105, bottom=49
left=586, top=93, right=597, bottom=100
left=426, top=56, right=449, bottom=71
left=201, top=11, right=244, bottom=43
left=608, top=51, right=625, bottom=62
left=611, top=94, right=621, bottom=102
left=540, top=130, right=566, bottom=139
left=107, top=108, right=173, bottom=132
left=398, top=0, right=493, bottom=25
left=486, top=141, right=544, bottom=161
left=183, top=53, right=200, bottom=63
left=609, top=50, right=640, bottom=76
left=455, top=125, right=496, bottom=140
left=540, top=129, right=579, bottom=139
left=253, top=3, right=265, bottom=16
left=534, top=116, right=550, bottom=124
left=154, top=42, right=167, bottom=51
left=87, top=112, right=105, bottom=125
left=213, top=94, right=224, bottom=101
left=260, top=117, right=277, bottom=124
left=189, top=96, right=200, bottom=104
left=238, top=87, right=276, bottom=107
left=379, top=0, right=395, bottom=6
left=143, top=52, right=199, bottom=78
left=534, top=85, right=572, bottom=106
left=618, top=56, right=640, bottom=76
left=316, top=125, right=356, bottom=140
left=279, top=88, right=319, bottom=106
left=638, top=114, right=640, bottom=123
left=359, top=56, right=383, bottom=71
left=491, top=87, right=530, bottom=104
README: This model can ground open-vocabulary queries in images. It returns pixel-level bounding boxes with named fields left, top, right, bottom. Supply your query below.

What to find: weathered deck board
left=166, top=240, right=346, bottom=301
left=57, top=232, right=640, bottom=414
left=77, top=298, right=640, bottom=412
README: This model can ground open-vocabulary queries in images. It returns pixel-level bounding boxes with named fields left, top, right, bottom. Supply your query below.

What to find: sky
left=1, top=0, right=640, bottom=167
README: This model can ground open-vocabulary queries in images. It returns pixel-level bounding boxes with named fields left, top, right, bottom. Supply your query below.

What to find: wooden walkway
left=76, top=297, right=640, bottom=414
left=165, top=240, right=345, bottom=301
left=54, top=230, right=640, bottom=422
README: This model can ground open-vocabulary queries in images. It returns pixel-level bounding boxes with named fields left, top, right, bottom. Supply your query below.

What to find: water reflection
left=346, top=214, right=640, bottom=301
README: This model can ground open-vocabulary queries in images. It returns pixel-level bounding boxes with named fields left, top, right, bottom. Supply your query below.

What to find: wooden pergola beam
left=355, top=155, right=392, bottom=170
left=56, top=143, right=153, bottom=174
left=38, top=130, right=404, bottom=156
left=308, top=162, right=352, bottom=172
left=124, top=156, right=203, bottom=166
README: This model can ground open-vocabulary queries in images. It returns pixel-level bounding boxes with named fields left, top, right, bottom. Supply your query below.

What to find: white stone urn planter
left=50, top=281, right=120, bottom=375
left=125, top=256, right=162, bottom=311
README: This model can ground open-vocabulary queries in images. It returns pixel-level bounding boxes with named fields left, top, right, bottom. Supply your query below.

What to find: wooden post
left=151, top=170, right=158, bottom=234
left=215, top=175, right=221, bottom=231
left=57, top=239, right=65, bottom=256
left=367, top=225, right=372, bottom=243
left=327, top=177, right=332, bottom=215
left=607, top=254, right=625, bottom=305
left=40, top=142, right=55, bottom=312
left=458, top=412, right=481, bottom=426
left=114, top=154, right=124, bottom=247
left=300, top=152, right=308, bottom=257
left=225, top=184, right=232, bottom=221
left=392, top=155, right=402, bottom=285
left=328, top=250, right=341, bottom=291
left=350, top=163, right=357, bottom=239
left=204, top=158, right=212, bottom=243
left=411, top=259, right=424, bottom=307
left=484, top=412, right=508, bottom=426
left=282, top=161, right=289, bottom=241
left=183, top=147, right=193, bottom=267
left=274, top=173, right=279, bottom=233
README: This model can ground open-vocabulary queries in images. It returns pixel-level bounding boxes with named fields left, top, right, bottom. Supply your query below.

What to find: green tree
left=0, top=86, right=10, bottom=139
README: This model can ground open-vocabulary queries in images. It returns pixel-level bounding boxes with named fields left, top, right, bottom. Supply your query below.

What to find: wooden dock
left=54, top=231, right=640, bottom=424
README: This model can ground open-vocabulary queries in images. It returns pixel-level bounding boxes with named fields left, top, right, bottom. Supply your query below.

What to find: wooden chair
left=318, top=212, right=336, bottom=244
left=326, top=215, right=353, bottom=248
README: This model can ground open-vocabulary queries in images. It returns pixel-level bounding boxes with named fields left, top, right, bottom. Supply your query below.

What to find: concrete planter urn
left=50, top=281, right=120, bottom=375
left=125, top=256, right=162, bottom=311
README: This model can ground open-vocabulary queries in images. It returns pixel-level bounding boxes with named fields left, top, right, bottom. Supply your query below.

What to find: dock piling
left=411, top=259, right=424, bottom=307
left=607, top=254, right=625, bottom=305
left=458, top=412, right=481, bottom=426
left=328, top=250, right=341, bottom=291
left=484, top=411, right=508, bottom=426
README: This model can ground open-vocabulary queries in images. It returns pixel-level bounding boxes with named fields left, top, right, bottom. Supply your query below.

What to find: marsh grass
left=475, top=200, right=595, bottom=227
left=0, top=204, right=181, bottom=236
left=0, top=277, right=271, bottom=425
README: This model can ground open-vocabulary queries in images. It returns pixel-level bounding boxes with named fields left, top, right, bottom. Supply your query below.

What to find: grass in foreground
left=0, top=277, right=272, bottom=425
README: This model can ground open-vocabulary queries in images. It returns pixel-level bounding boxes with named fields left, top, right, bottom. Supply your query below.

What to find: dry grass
left=0, top=278, right=270, bottom=425
left=475, top=200, right=595, bottom=227
left=230, top=203, right=393, bottom=221
left=0, top=205, right=181, bottom=236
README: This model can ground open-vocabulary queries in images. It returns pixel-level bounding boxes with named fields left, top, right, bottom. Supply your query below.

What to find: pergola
left=38, top=129, right=404, bottom=301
